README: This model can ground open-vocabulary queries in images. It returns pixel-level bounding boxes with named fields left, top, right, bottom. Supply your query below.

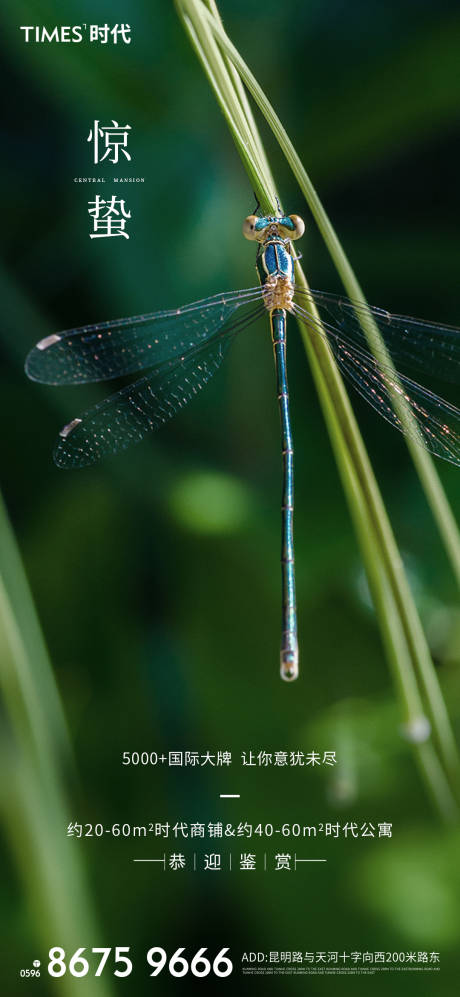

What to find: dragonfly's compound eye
left=288, top=215, right=305, bottom=240
left=242, top=215, right=259, bottom=240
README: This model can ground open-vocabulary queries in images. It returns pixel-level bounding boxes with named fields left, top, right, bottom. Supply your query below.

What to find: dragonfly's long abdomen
left=270, top=309, right=298, bottom=681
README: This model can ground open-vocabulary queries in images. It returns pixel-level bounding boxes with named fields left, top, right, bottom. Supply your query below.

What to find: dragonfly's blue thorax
left=242, top=213, right=304, bottom=311
left=257, top=236, right=295, bottom=286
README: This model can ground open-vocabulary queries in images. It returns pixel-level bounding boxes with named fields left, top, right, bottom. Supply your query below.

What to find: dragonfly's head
left=243, top=213, right=305, bottom=244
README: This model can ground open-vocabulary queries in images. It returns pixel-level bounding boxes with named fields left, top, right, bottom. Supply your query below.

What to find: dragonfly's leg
left=255, top=242, right=264, bottom=275
left=252, top=191, right=261, bottom=215
left=270, top=308, right=299, bottom=681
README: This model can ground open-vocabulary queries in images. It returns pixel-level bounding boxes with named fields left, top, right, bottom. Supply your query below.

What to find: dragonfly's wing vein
left=54, top=335, right=236, bottom=469
left=294, top=287, right=460, bottom=384
left=293, top=302, right=460, bottom=466
left=26, top=286, right=263, bottom=385
left=335, top=342, right=460, bottom=465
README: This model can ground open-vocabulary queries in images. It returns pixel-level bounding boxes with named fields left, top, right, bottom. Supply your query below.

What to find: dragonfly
left=25, top=210, right=460, bottom=682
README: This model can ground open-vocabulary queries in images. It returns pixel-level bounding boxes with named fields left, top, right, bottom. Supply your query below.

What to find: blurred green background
left=1, top=0, right=460, bottom=993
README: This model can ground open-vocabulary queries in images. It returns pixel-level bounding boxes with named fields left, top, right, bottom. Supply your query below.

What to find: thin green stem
left=176, top=0, right=460, bottom=814
left=293, top=268, right=460, bottom=789
left=179, top=0, right=460, bottom=791
left=197, top=0, right=460, bottom=592
left=181, top=9, right=274, bottom=206
left=204, top=0, right=274, bottom=189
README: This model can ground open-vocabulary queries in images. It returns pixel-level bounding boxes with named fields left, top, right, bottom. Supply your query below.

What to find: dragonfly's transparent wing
left=26, top=286, right=263, bottom=385
left=294, top=287, right=460, bottom=385
left=54, top=334, right=239, bottom=469
left=293, top=302, right=460, bottom=466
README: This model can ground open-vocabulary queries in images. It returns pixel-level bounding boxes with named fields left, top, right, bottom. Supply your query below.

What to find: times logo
left=19, top=25, right=131, bottom=44
left=20, top=26, right=86, bottom=42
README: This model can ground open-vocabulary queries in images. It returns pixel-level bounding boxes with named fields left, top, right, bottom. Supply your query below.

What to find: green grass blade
left=176, top=0, right=460, bottom=813
left=0, top=491, right=114, bottom=994
left=197, top=0, right=460, bottom=593
left=0, top=491, right=73, bottom=782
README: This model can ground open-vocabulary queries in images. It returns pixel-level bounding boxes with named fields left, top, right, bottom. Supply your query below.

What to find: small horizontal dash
left=220, top=794, right=240, bottom=798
